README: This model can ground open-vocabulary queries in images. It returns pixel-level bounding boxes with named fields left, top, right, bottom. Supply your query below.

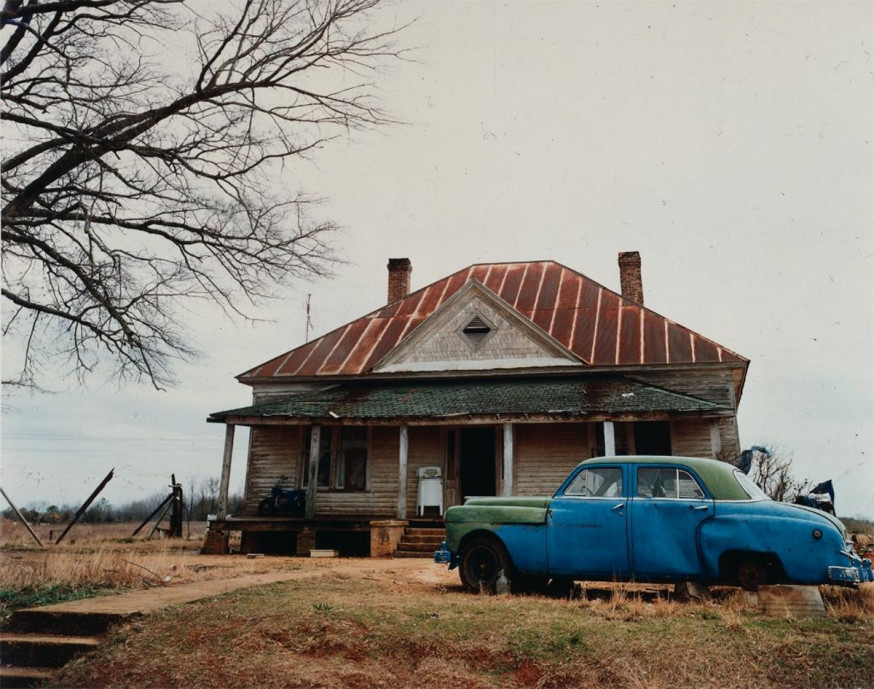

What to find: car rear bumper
left=828, top=555, right=873, bottom=585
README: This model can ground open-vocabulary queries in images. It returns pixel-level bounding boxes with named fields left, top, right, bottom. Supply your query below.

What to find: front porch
left=203, top=375, right=739, bottom=556
left=203, top=515, right=445, bottom=558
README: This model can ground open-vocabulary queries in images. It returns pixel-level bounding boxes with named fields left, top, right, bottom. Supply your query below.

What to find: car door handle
left=690, top=505, right=710, bottom=511
left=611, top=503, right=625, bottom=512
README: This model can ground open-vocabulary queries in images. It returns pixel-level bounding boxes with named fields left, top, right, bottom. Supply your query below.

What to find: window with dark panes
left=301, top=426, right=333, bottom=488
left=593, top=422, right=630, bottom=456
left=337, top=426, right=367, bottom=491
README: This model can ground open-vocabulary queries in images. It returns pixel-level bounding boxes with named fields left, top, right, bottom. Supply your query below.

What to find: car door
left=630, top=465, right=714, bottom=578
left=546, top=465, right=629, bottom=577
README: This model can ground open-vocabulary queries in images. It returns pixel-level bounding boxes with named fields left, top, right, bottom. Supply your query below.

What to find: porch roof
left=208, top=376, right=728, bottom=424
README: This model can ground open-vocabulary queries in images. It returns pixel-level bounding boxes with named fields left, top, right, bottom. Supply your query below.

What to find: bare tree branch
left=2, top=0, right=404, bottom=389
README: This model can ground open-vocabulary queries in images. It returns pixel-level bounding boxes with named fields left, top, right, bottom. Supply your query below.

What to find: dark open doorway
left=633, top=421, right=672, bottom=455
left=460, top=427, right=496, bottom=499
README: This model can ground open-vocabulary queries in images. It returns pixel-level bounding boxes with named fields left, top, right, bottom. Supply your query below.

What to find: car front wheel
left=459, top=535, right=511, bottom=594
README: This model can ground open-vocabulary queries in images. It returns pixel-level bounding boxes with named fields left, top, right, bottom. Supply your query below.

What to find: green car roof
left=577, top=455, right=750, bottom=501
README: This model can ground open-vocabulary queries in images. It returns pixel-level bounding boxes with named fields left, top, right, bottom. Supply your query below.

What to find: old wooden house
left=205, top=253, right=749, bottom=555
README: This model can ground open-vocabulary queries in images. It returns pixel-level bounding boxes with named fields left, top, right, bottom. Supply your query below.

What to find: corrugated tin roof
left=209, top=377, right=728, bottom=422
left=240, top=261, right=747, bottom=381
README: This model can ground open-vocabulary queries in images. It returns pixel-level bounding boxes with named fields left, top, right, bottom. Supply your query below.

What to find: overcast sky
left=3, top=1, right=872, bottom=518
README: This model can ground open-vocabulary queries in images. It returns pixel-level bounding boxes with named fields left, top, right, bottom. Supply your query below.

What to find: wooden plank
left=0, top=486, right=43, bottom=547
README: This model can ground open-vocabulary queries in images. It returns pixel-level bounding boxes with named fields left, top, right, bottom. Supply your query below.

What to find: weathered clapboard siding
left=672, top=419, right=716, bottom=458
left=313, top=426, right=398, bottom=518
left=633, top=368, right=738, bottom=407
left=514, top=423, right=591, bottom=496
left=243, top=426, right=301, bottom=515
left=715, top=416, right=741, bottom=461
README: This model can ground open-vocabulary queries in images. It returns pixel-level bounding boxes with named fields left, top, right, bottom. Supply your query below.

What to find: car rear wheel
left=736, top=558, right=768, bottom=591
left=459, top=535, right=511, bottom=594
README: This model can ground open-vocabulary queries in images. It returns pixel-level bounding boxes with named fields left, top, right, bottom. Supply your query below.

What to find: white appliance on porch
left=416, top=465, right=443, bottom=516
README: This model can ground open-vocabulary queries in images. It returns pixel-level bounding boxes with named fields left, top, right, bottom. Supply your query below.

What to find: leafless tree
left=2, top=0, right=403, bottom=389
left=748, top=445, right=811, bottom=503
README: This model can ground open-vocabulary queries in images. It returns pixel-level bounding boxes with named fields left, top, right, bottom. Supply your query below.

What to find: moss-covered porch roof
left=208, top=376, right=728, bottom=424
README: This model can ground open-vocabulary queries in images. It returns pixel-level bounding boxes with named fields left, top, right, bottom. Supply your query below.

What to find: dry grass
left=0, top=519, right=293, bottom=622
left=50, top=564, right=874, bottom=689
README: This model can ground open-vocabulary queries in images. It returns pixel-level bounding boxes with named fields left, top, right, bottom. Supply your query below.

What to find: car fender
left=699, top=502, right=847, bottom=584
left=445, top=503, right=550, bottom=574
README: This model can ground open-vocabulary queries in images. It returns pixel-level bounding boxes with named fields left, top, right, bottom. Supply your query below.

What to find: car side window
left=637, top=467, right=705, bottom=499
left=564, top=467, right=623, bottom=497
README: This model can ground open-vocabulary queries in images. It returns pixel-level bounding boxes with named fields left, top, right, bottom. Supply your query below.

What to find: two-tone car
left=435, top=456, right=872, bottom=593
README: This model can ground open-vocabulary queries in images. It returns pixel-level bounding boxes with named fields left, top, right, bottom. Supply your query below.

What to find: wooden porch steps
left=393, top=526, right=445, bottom=559
left=0, top=611, right=108, bottom=687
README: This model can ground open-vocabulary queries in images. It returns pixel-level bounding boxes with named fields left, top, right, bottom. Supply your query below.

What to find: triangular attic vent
left=462, top=315, right=492, bottom=346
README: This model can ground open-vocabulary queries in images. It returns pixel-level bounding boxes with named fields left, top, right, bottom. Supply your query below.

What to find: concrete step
left=0, top=633, right=102, bottom=667
left=396, top=541, right=440, bottom=552
left=392, top=549, right=435, bottom=559
left=405, top=528, right=445, bottom=537
left=6, top=609, right=127, bottom=636
left=0, top=665, right=57, bottom=689
left=399, top=534, right=445, bottom=544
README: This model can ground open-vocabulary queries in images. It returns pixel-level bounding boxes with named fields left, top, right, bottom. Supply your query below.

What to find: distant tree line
left=2, top=477, right=244, bottom=526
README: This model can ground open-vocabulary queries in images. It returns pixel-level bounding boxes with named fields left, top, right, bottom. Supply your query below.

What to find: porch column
left=216, top=424, right=235, bottom=519
left=603, top=421, right=616, bottom=456
left=501, top=423, right=514, bottom=496
left=305, top=425, right=321, bottom=520
left=397, top=425, right=409, bottom=519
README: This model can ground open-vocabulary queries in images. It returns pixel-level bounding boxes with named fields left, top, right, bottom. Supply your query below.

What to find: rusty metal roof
left=240, top=261, right=747, bottom=381
left=210, top=376, right=729, bottom=423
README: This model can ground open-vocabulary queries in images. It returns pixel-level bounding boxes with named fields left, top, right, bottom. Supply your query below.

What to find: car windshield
left=733, top=470, right=770, bottom=500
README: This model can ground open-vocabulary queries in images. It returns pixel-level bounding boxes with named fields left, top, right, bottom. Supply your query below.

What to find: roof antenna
left=305, top=294, right=313, bottom=343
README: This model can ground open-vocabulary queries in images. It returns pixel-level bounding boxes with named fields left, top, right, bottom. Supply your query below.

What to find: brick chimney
left=387, top=258, right=412, bottom=303
left=618, top=251, right=644, bottom=305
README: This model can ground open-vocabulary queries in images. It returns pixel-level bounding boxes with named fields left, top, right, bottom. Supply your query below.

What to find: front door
left=546, top=464, right=629, bottom=577
left=459, top=427, right=496, bottom=499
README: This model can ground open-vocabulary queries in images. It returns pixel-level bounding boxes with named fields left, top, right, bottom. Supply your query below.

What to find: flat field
left=2, top=521, right=872, bottom=689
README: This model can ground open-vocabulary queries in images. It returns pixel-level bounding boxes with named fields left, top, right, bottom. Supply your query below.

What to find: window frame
left=300, top=425, right=371, bottom=493
left=635, top=466, right=707, bottom=500
left=562, top=466, right=625, bottom=498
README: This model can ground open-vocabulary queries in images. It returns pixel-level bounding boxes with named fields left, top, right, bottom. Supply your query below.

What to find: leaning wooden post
left=397, top=425, right=409, bottom=519
left=132, top=493, right=174, bottom=536
left=55, top=468, right=114, bottom=545
left=0, top=486, right=44, bottom=547
left=216, top=425, right=235, bottom=520
left=305, top=425, right=321, bottom=520
left=146, top=498, right=176, bottom=540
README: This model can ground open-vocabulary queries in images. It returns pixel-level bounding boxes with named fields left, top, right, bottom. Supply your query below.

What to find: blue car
left=436, top=456, right=872, bottom=593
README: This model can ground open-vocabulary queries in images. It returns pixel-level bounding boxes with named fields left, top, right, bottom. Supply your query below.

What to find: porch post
left=603, top=421, right=616, bottom=456
left=501, top=423, right=514, bottom=497
left=216, top=424, right=235, bottom=519
left=305, top=425, right=321, bottom=520
left=397, top=425, right=409, bottom=519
